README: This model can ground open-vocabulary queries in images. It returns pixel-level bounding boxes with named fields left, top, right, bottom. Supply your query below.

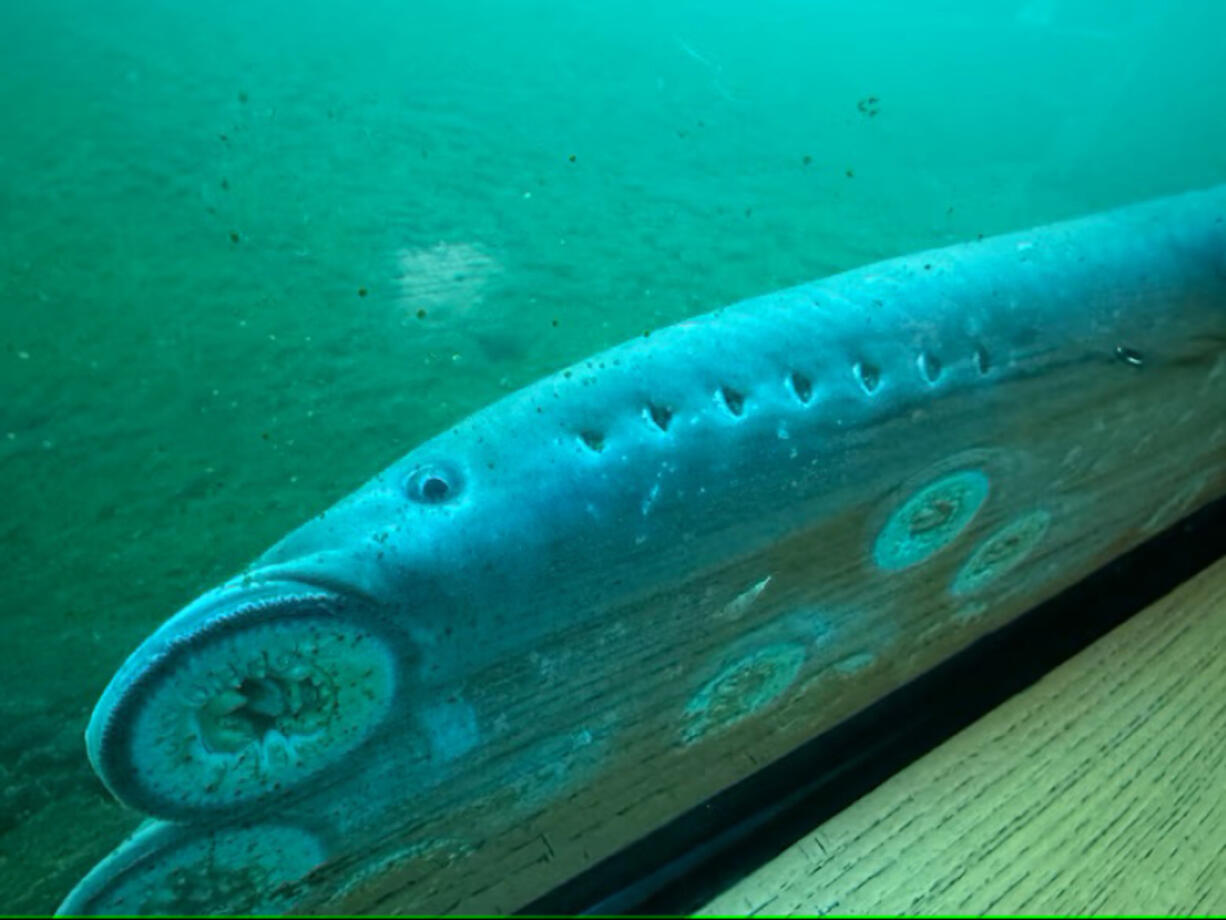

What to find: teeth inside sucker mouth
left=194, top=655, right=337, bottom=754
left=94, top=594, right=398, bottom=819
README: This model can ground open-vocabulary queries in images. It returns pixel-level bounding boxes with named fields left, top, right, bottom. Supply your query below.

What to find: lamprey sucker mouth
left=85, top=583, right=399, bottom=820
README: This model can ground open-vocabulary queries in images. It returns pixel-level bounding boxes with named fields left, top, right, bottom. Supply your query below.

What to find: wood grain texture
left=699, top=555, right=1226, bottom=917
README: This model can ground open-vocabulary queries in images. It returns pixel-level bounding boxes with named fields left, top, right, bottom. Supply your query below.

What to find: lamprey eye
left=405, top=463, right=463, bottom=504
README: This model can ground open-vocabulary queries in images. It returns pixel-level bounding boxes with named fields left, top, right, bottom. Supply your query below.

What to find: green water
left=1, top=0, right=1223, bottom=912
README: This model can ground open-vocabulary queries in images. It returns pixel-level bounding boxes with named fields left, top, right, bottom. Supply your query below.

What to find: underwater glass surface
left=2, top=0, right=1224, bottom=913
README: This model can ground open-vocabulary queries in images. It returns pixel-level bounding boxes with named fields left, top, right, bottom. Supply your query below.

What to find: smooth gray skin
left=85, top=184, right=1226, bottom=823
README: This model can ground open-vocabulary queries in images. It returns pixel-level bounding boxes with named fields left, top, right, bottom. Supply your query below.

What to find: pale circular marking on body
left=951, top=509, right=1052, bottom=596
left=681, top=643, right=806, bottom=744
left=873, top=470, right=990, bottom=571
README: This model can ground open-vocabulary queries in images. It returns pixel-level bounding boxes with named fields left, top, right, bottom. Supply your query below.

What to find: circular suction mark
left=56, top=821, right=324, bottom=916
left=92, top=605, right=397, bottom=819
left=952, top=509, right=1051, bottom=596
left=874, top=470, right=990, bottom=570
left=681, top=643, right=805, bottom=744
left=60, top=824, right=326, bottom=917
